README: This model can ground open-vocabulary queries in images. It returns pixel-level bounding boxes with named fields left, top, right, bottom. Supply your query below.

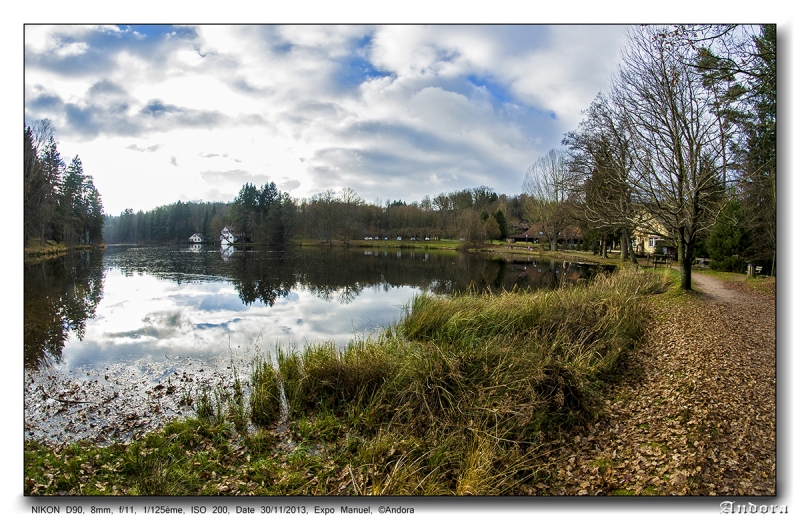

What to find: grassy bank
left=25, top=268, right=669, bottom=496
left=24, top=240, right=104, bottom=261
left=293, top=237, right=465, bottom=251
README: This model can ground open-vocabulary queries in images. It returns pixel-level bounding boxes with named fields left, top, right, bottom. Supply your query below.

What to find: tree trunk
left=620, top=232, right=629, bottom=260
left=627, top=231, right=638, bottom=264
left=771, top=250, right=776, bottom=277
left=678, top=231, right=693, bottom=291
left=681, top=250, right=693, bottom=291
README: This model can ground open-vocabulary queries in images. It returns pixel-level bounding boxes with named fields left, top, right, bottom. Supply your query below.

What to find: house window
left=648, top=237, right=656, bottom=248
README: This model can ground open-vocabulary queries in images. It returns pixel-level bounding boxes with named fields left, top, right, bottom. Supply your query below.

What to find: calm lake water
left=24, top=245, right=609, bottom=443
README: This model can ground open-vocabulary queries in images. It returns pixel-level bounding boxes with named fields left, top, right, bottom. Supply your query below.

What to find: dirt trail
left=687, top=270, right=743, bottom=302
left=530, top=273, right=776, bottom=495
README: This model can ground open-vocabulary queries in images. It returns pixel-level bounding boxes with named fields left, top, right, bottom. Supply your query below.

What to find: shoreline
left=24, top=241, right=105, bottom=262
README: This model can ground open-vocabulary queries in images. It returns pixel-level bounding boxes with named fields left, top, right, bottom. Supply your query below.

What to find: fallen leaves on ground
left=526, top=273, right=775, bottom=496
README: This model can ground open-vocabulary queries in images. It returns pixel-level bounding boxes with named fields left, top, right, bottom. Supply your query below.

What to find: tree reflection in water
left=24, top=245, right=611, bottom=369
left=24, top=251, right=105, bottom=369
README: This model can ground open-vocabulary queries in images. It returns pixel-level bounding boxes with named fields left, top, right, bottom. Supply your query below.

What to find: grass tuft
left=250, top=355, right=282, bottom=426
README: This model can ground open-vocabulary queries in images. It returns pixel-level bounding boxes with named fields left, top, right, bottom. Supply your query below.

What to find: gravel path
left=530, top=272, right=776, bottom=495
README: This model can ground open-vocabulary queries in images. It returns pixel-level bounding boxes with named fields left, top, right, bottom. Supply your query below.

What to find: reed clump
left=264, top=268, right=666, bottom=493
left=250, top=355, right=282, bottom=426
left=276, top=340, right=401, bottom=429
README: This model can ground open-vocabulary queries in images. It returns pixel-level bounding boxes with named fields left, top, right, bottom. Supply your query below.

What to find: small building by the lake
left=220, top=226, right=246, bottom=245
left=188, top=233, right=208, bottom=243
left=506, top=223, right=583, bottom=249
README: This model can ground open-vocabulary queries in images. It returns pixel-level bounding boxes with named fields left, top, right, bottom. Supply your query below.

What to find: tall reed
left=250, top=355, right=281, bottom=426
left=250, top=268, right=666, bottom=494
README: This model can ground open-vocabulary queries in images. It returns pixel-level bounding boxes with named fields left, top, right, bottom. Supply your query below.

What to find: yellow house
left=632, top=214, right=675, bottom=256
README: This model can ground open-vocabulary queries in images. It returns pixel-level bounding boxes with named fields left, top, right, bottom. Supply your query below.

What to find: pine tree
left=58, top=156, right=88, bottom=245
left=706, top=197, right=752, bottom=272
left=492, top=209, right=509, bottom=240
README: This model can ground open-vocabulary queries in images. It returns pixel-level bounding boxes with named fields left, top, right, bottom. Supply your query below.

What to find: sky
left=24, top=24, right=629, bottom=216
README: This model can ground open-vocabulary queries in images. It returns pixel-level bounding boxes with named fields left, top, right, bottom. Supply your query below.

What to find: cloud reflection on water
left=59, top=269, right=416, bottom=371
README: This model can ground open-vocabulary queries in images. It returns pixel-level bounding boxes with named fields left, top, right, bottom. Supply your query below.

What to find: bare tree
left=432, top=193, right=455, bottom=237
left=522, top=148, right=574, bottom=251
left=312, top=189, right=338, bottom=243
left=458, top=209, right=482, bottom=247
left=614, top=25, right=727, bottom=290
left=29, top=118, right=54, bottom=156
left=339, top=186, right=363, bottom=245
left=563, top=93, right=639, bottom=262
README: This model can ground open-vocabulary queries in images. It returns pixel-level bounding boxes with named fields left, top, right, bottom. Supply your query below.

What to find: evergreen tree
left=58, top=156, right=87, bottom=244
left=492, top=209, right=509, bottom=240
left=257, top=182, right=279, bottom=242
left=86, top=185, right=105, bottom=244
left=737, top=25, right=776, bottom=274
left=706, top=198, right=752, bottom=272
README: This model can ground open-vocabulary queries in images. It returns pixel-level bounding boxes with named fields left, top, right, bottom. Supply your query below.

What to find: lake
left=24, top=244, right=609, bottom=443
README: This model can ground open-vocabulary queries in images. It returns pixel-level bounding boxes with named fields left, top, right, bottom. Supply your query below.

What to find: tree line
left=104, top=201, right=229, bottom=244
left=103, top=181, right=297, bottom=246
left=293, top=186, right=516, bottom=245
left=24, top=120, right=105, bottom=247
left=103, top=185, right=523, bottom=247
left=522, top=25, right=776, bottom=289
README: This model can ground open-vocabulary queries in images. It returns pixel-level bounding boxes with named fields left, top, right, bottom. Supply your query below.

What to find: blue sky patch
left=119, top=25, right=195, bottom=40
left=196, top=322, right=229, bottom=330
left=335, top=54, right=391, bottom=89
left=466, top=74, right=516, bottom=105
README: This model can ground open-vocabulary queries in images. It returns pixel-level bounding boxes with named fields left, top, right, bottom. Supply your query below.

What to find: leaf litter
left=25, top=350, right=255, bottom=446
left=525, top=273, right=775, bottom=495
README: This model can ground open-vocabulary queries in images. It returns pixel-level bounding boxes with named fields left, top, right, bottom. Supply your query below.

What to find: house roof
left=508, top=223, right=583, bottom=240
left=221, top=226, right=245, bottom=237
left=510, top=220, right=530, bottom=233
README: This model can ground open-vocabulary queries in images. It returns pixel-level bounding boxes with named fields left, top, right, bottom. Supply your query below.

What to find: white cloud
left=127, top=143, right=162, bottom=152
left=25, top=24, right=628, bottom=214
left=278, top=179, right=301, bottom=192
left=199, top=169, right=271, bottom=187
left=55, top=41, right=89, bottom=57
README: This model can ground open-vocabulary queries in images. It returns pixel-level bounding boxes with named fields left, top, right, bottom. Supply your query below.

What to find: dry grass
left=266, top=267, right=668, bottom=494
left=250, top=355, right=282, bottom=426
